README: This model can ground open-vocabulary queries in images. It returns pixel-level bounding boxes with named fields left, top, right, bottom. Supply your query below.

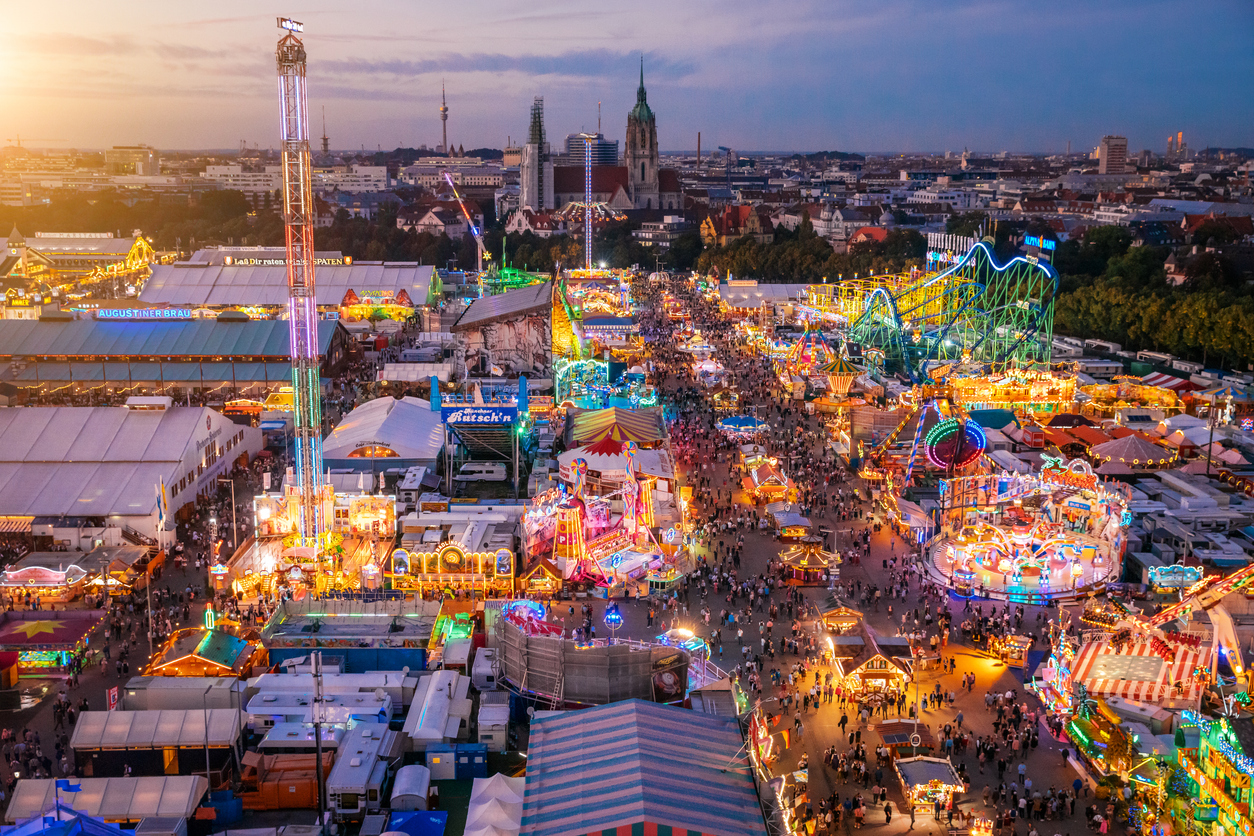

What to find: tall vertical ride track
left=276, top=19, right=325, bottom=550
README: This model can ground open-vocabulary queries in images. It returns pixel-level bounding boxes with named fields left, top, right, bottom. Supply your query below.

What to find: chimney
left=697, top=132, right=701, bottom=163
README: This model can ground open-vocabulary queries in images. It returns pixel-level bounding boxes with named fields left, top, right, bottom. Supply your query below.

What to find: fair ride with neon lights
left=847, top=241, right=1059, bottom=383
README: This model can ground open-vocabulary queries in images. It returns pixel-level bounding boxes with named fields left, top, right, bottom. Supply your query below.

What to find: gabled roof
left=520, top=700, right=767, bottom=836
left=658, top=168, right=681, bottom=193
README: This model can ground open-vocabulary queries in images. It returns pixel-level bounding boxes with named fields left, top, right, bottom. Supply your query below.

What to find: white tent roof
left=322, top=397, right=444, bottom=461
left=141, top=262, right=435, bottom=308
left=1154, top=413, right=1207, bottom=436
left=466, top=798, right=521, bottom=829
left=4, top=776, right=209, bottom=823
left=71, top=709, right=241, bottom=750
left=470, top=774, right=524, bottom=805
left=557, top=446, right=674, bottom=482
left=0, top=406, right=231, bottom=517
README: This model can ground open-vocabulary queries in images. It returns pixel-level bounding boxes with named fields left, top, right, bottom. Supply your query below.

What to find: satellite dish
left=375, top=688, right=385, bottom=700
left=527, top=706, right=536, bottom=718
left=402, top=666, right=410, bottom=675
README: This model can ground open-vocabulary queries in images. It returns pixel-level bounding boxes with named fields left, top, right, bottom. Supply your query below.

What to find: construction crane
left=275, top=16, right=325, bottom=558
left=443, top=171, right=490, bottom=278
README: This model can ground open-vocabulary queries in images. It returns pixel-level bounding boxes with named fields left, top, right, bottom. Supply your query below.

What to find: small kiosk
left=895, top=756, right=965, bottom=809
left=779, top=537, right=840, bottom=586
left=989, top=634, right=1032, bottom=669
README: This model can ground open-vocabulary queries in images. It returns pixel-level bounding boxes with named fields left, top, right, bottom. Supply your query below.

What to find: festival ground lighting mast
left=276, top=17, right=325, bottom=555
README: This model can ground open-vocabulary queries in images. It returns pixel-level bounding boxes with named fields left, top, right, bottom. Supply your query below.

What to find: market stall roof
left=1071, top=639, right=1205, bottom=705
left=520, top=700, right=767, bottom=836
left=71, top=709, right=242, bottom=750
left=145, top=628, right=262, bottom=677
left=4, top=776, right=209, bottom=824
left=0, top=611, right=105, bottom=650
left=322, top=396, right=444, bottom=462
left=567, top=406, right=665, bottom=446
left=142, top=262, right=435, bottom=308
left=895, top=756, right=962, bottom=789
left=452, top=282, right=552, bottom=331
left=876, top=720, right=937, bottom=750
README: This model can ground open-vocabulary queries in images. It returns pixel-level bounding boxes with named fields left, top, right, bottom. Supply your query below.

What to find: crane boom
left=442, top=171, right=489, bottom=276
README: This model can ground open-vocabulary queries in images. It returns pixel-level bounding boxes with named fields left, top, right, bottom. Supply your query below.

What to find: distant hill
left=790, top=150, right=865, bottom=163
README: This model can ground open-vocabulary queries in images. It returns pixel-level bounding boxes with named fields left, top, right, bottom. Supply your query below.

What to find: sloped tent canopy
left=322, top=396, right=444, bottom=462
left=557, top=438, right=674, bottom=483
left=71, top=709, right=242, bottom=750
left=520, top=700, right=767, bottom=836
left=1089, top=435, right=1176, bottom=468
left=3, top=806, right=125, bottom=836
left=4, top=776, right=210, bottom=824
left=818, top=356, right=863, bottom=397
left=145, top=628, right=263, bottom=677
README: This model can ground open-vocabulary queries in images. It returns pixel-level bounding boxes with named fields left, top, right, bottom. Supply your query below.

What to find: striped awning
left=1141, top=372, right=1204, bottom=392
left=1074, top=639, right=1205, bottom=705
left=0, top=517, right=32, bottom=533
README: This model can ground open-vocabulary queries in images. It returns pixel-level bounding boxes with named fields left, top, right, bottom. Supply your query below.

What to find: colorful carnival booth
left=0, top=610, right=105, bottom=676
left=895, top=756, right=964, bottom=808
left=0, top=561, right=89, bottom=604
left=834, top=647, right=911, bottom=698
left=741, top=456, right=796, bottom=504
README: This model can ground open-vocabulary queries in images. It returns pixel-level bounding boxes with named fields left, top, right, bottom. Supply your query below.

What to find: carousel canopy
left=1089, top=434, right=1175, bottom=466
left=817, top=357, right=861, bottom=376
left=1197, top=384, right=1251, bottom=402
left=717, top=415, right=769, bottom=434
left=779, top=538, right=838, bottom=570
left=567, top=407, right=666, bottom=446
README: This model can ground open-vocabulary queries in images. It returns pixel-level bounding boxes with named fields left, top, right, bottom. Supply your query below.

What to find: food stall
left=821, top=607, right=863, bottom=635
left=518, top=558, right=563, bottom=597
left=389, top=543, right=515, bottom=598
left=835, top=651, right=911, bottom=697
left=989, top=634, right=1032, bottom=668
left=0, top=562, right=89, bottom=604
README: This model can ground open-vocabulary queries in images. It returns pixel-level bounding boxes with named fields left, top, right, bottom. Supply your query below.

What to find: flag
left=55, top=780, right=81, bottom=792
left=156, top=479, right=169, bottom=531
left=780, top=729, right=791, bottom=750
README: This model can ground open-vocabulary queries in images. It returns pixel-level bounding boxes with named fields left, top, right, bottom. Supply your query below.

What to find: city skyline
left=2, top=0, right=1252, bottom=154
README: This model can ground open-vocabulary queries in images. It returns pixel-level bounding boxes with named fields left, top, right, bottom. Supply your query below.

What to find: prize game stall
left=0, top=610, right=106, bottom=677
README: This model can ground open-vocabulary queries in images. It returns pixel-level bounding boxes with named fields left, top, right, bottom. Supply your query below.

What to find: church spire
left=637, top=56, right=646, bottom=104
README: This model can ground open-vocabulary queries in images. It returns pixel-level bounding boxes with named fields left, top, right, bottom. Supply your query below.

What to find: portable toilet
left=454, top=744, right=488, bottom=779
left=425, top=743, right=456, bottom=781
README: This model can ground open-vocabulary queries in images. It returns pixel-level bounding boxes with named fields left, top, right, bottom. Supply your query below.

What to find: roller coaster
left=846, top=241, right=1058, bottom=382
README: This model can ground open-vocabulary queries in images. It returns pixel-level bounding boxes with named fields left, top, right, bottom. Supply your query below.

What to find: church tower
left=625, top=58, right=659, bottom=210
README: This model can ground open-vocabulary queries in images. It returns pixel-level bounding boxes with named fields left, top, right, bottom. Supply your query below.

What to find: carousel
left=895, top=756, right=965, bottom=809
left=778, top=536, right=840, bottom=586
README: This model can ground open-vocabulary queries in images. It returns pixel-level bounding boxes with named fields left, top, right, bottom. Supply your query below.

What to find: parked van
left=453, top=462, right=507, bottom=482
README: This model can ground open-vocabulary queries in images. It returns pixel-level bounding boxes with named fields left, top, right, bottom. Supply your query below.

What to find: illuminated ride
left=656, top=627, right=709, bottom=659
left=276, top=18, right=329, bottom=562
left=443, top=171, right=490, bottom=276
left=929, top=457, right=1129, bottom=602
left=847, top=241, right=1059, bottom=382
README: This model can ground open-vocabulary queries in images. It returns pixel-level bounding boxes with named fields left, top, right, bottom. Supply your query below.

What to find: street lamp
left=604, top=602, right=624, bottom=644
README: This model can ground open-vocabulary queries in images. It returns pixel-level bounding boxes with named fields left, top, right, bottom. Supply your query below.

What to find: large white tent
left=71, top=709, right=242, bottom=750
left=4, top=776, right=209, bottom=823
left=322, top=397, right=444, bottom=468
left=0, top=405, right=261, bottom=537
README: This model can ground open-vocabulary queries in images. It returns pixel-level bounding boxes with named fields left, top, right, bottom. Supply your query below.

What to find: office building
left=1098, top=135, right=1127, bottom=175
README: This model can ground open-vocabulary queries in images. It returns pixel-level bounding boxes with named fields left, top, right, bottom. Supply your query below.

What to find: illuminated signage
left=277, top=17, right=303, bottom=32
left=1041, top=457, right=1098, bottom=493
left=97, top=308, right=192, bottom=320
left=1149, top=564, right=1204, bottom=589
left=224, top=256, right=349, bottom=266
left=441, top=406, right=517, bottom=424
left=1024, top=235, right=1057, bottom=251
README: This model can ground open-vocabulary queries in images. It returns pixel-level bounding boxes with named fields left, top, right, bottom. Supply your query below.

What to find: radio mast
left=276, top=17, right=325, bottom=556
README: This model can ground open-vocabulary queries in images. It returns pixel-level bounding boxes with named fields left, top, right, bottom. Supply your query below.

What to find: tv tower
left=275, top=17, right=325, bottom=554
left=320, top=106, right=329, bottom=156
left=440, top=82, right=449, bottom=155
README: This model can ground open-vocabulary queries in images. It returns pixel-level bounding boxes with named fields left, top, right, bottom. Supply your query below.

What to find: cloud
left=321, top=50, right=696, bottom=81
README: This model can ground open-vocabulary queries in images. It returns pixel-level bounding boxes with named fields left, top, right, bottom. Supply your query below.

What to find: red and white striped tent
left=1141, top=372, right=1204, bottom=393
left=1072, top=640, right=1206, bottom=706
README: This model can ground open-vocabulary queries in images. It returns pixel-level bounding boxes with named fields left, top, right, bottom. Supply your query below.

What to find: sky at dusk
left=4, top=0, right=1252, bottom=155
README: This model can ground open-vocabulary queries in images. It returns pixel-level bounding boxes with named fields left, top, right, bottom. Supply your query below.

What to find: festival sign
left=441, top=406, right=517, bottom=424
left=1040, top=456, right=1098, bottom=493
